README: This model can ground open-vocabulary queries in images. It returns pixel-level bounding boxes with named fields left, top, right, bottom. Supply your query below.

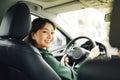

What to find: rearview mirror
left=104, top=13, right=111, bottom=22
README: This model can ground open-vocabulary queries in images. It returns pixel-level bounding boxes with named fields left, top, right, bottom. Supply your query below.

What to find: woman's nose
left=48, top=33, right=52, bottom=39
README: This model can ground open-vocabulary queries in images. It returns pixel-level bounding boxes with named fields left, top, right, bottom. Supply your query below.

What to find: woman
left=26, top=17, right=99, bottom=80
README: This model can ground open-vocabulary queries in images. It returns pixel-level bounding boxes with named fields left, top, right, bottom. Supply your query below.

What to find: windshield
left=58, top=8, right=109, bottom=42
left=57, top=7, right=117, bottom=56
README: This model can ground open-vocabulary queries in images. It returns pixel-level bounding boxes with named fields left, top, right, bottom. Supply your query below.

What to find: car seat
left=77, top=0, right=120, bottom=80
left=0, top=2, right=61, bottom=80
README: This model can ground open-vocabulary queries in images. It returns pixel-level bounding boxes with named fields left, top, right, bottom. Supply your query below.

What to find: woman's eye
left=51, top=32, right=54, bottom=34
left=42, top=31, right=47, bottom=33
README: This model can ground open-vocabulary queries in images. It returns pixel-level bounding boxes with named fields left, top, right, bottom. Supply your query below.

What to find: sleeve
left=42, top=53, right=77, bottom=80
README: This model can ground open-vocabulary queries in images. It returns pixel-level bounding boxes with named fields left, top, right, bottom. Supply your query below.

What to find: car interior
left=0, top=0, right=120, bottom=80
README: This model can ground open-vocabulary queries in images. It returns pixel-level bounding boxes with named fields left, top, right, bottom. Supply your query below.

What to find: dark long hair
left=26, top=17, right=56, bottom=45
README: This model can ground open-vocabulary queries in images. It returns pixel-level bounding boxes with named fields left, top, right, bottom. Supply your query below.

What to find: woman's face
left=32, top=22, right=55, bottom=49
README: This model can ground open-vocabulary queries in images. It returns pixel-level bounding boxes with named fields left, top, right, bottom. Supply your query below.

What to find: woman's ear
left=31, top=32, right=35, bottom=40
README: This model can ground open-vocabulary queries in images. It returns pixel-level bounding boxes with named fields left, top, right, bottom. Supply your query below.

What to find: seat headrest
left=0, top=2, right=31, bottom=40
left=109, top=0, right=120, bottom=48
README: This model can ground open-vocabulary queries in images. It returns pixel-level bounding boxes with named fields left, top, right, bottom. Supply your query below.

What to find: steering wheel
left=62, top=36, right=97, bottom=68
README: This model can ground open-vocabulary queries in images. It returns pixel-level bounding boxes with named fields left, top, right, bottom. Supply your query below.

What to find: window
left=49, top=29, right=67, bottom=51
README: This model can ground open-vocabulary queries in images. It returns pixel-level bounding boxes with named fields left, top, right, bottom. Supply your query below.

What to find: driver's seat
left=0, top=2, right=61, bottom=80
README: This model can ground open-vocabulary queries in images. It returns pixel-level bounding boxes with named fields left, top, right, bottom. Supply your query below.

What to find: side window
left=49, top=29, right=67, bottom=51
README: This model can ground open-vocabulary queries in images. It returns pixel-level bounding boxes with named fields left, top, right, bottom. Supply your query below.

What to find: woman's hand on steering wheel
left=60, top=36, right=102, bottom=68
left=88, top=46, right=100, bottom=59
left=60, top=54, right=69, bottom=66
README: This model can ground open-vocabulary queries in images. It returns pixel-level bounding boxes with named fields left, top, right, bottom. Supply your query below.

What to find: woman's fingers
left=88, top=46, right=100, bottom=59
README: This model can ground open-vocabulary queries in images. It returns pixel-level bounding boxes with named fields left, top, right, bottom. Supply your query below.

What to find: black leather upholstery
left=0, top=2, right=31, bottom=39
left=77, top=0, right=120, bottom=80
left=0, top=2, right=61, bottom=80
left=77, top=57, right=120, bottom=80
